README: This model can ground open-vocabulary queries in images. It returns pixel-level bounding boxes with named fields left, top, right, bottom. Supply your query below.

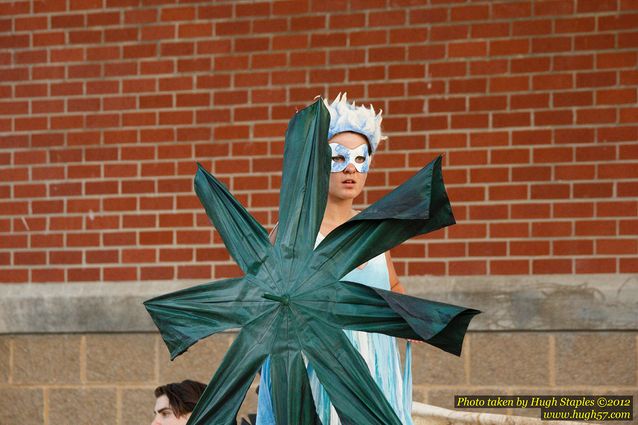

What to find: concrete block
left=121, top=387, right=156, bottom=425
left=86, top=334, right=155, bottom=383
left=49, top=388, right=116, bottom=425
left=159, top=333, right=233, bottom=384
left=13, top=334, right=81, bottom=384
left=469, top=333, right=550, bottom=386
left=555, top=332, right=636, bottom=386
left=412, top=339, right=467, bottom=386
left=0, top=388, right=43, bottom=424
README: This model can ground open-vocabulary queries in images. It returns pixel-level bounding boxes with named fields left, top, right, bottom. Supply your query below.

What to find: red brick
left=512, top=166, right=552, bottom=182
left=67, top=233, right=100, bottom=247
left=489, top=184, right=528, bottom=200
left=531, top=184, right=570, bottom=199
left=490, top=222, right=529, bottom=238
left=554, top=89, right=593, bottom=106
left=449, top=150, right=488, bottom=166
left=215, top=263, right=243, bottom=278
left=532, top=221, right=572, bottom=237
left=407, top=261, right=446, bottom=276
left=103, top=232, right=136, bottom=246
left=575, top=220, right=617, bottom=236
left=511, top=241, right=550, bottom=256
left=159, top=213, right=193, bottom=228
left=619, top=219, right=638, bottom=235
left=428, top=242, right=465, bottom=257
left=596, top=201, right=638, bottom=217
left=619, top=142, right=638, bottom=159
left=533, top=259, right=572, bottom=274
left=490, top=259, right=529, bottom=275
left=597, top=239, right=637, bottom=255
left=122, top=248, right=156, bottom=263
left=68, top=267, right=100, bottom=282
left=141, top=266, right=174, bottom=280
left=469, top=204, right=508, bottom=220
left=620, top=258, right=638, bottom=273
left=573, top=183, right=614, bottom=198
left=619, top=182, right=638, bottom=197
left=31, top=234, right=64, bottom=248
left=14, top=251, right=47, bottom=265
left=555, top=165, right=595, bottom=180
left=554, top=202, right=594, bottom=218
left=598, top=162, right=638, bottom=179
left=160, top=248, right=192, bottom=262
left=103, top=197, right=137, bottom=211
left=32, top=200, right=64, bottom=214
left=50, top=216, right=83, bottom=231
left=50, top=251, right=83, bottom=264
left=598, top=125, right=638, bottom=142
left=447, top=186, right=485, bottom=202
left=449, top=260, right=486, bottom=276
left=575, top=258, right=616, bottom=273
left=447, top=223, right=487, bottom=239
left=0, top=269, right=28, bottom=283
left=512, top=166, right=552, bottom=181
left=86, top=250, right=119, bottom=264
left=104, top=267, right=137, bottom=281
left=490, top=148, right=530, bottom=164
left=196, top=248, right=230, bottom=262
left=140, top=231, right=173, bottom=245
left=470, top=167, right=509, bottom=183
left=86, top=215, right=119, bottom=230
left=468, top=241, right=507, bottom=256
left=176, top=230, right=211, bottom=244
left=32, top=268, right=65, bottom=283
left=553, top=240, right=594, bottom=255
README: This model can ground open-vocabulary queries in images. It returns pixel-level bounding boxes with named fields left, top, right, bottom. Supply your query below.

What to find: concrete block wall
left=1, top=331, right=636, bottom=424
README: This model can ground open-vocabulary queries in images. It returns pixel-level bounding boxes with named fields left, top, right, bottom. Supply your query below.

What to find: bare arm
left=268, top=222, right=278, bottom=245
left=385, top=251, right=405, bottom=294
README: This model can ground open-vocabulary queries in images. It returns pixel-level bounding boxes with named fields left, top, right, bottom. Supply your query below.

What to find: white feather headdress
left=314, top=92, right=386, bottom=153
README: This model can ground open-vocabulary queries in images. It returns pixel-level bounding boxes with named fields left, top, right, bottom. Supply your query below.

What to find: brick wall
left=1, top=0, right=637, bottom=282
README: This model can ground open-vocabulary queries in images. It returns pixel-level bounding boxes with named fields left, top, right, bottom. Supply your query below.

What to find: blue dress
left=256, top=232, right=413, bottom=425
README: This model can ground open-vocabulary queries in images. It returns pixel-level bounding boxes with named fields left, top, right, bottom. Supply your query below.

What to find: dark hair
left=154, top=379, right=207, bottom=418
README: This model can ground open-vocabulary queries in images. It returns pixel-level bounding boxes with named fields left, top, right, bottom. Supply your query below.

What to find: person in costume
left=256, top=92, right=414, bottom=425
left=151, top=379, right=207, bottom=425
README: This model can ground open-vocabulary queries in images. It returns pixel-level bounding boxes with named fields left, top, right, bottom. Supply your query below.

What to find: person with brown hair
left=151, top=379, right=207, bottom=425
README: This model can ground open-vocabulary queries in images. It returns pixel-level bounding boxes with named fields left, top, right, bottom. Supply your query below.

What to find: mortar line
left=548, top=334, right=556, bottom=387
left=8, top=337, right=13, bottom=384
left=43, top=386, right=49, bottom=425
left=80, top=335, right=87, bottom=384
left=116, top=386, right=122, bottom=425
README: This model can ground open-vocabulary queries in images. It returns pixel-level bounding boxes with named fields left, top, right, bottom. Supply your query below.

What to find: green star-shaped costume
left=144, top=98, right=481, bottom=425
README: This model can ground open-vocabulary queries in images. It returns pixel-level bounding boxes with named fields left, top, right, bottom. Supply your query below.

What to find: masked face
left=329, top=142, right=370, bottom=173
left=327, top=132, right=369, bottom=202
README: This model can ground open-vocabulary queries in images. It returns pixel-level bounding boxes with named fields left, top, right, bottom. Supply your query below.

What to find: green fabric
left=144, top=98, right=481, bottom=425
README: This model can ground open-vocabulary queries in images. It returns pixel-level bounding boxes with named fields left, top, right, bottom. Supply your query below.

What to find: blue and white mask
left=329, top=143, right=370, bottom=173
